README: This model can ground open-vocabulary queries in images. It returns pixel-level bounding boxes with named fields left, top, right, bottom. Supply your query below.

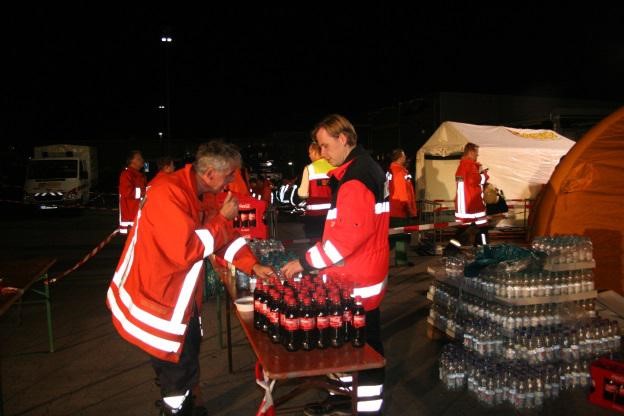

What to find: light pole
left=160, top=31, right=173, bottom=154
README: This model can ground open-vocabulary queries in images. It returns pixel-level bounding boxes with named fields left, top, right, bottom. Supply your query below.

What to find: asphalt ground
left=0, top=205, right=613, bottom=415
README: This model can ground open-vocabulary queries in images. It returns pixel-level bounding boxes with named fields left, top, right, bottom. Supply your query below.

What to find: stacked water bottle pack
left=429, top=235, right=619, bottom=410
left=253, top=273, right=367, bottom=352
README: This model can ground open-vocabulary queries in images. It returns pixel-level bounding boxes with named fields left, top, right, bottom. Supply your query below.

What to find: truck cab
left=23, top=144, right=98, bottom=210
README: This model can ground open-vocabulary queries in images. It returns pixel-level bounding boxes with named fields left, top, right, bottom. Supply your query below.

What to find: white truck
left=23, top=144, right=98, bottom=209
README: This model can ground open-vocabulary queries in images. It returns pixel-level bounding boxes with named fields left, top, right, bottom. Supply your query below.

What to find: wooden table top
left=215, top=263, right=386, bottom=380
left=0, top=258, right=56, bottom=316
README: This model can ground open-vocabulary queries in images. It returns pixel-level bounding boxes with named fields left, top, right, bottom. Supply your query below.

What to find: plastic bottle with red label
left=351, top=295, right=367, bottom=348
left=300, top=297, right=317, bottom=351
left=315, top=292, right=330, bottom=349
left=283, top=297, right=301, bottom=352
left=329, top=295, right=344, bottom=348
left=341, top=289, right=354, bottom=343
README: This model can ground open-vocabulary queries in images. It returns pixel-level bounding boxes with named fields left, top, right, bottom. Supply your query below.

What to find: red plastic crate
left=589, top=357, right=624, bottom=413
left=217, top=193, right=269, bottom=240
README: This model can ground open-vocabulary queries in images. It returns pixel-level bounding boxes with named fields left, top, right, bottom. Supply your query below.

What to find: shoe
left=303, top=395, right=352, bottom=416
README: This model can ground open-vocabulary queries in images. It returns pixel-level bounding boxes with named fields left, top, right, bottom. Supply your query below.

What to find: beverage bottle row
left=468, top=269, right=596, bottom=299
left=233, top=209, right=257, bottom=228
left=440, top=345, right=593, bottom=410
left=459, top=294, right=596, bottom=329
left=428, top=303, right=461, bottom=334
left=253, top=275, right=366, bottom=351
left=531, top=235, right=594, bottom=265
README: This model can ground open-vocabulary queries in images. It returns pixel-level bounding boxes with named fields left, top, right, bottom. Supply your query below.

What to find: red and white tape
left=0, top=199, right=118, bottom=211
left=47, top=229, right=120, bottom=284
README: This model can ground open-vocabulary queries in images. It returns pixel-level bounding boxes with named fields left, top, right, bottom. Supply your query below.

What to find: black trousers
left=357, top=308, right=385, bottom=415
left=150, top=315, right=201, bottom=398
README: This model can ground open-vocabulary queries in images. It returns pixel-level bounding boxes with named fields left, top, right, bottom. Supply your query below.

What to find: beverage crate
left=588, top=357, right=624, bottom=413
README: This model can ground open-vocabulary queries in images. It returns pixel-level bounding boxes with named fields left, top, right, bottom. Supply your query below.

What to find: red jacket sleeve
left=119, top=170, right=135, bottom=199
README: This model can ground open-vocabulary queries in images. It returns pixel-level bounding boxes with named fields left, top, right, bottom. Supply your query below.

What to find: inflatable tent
left=415, top=121, right=575, bottom=226
left=529, top=107, right=624, bottom=294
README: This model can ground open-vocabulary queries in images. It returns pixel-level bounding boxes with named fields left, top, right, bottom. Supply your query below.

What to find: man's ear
left=338, top=133, right=347, bottom=146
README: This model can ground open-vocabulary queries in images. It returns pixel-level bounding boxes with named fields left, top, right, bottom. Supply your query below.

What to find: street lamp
left=160, top=29, right=173, bottom=154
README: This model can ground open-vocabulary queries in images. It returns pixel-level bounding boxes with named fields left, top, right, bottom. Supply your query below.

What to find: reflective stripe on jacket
left=119, top=167, right=147, bottom=226
left=388, top=162, right=417, bottom=218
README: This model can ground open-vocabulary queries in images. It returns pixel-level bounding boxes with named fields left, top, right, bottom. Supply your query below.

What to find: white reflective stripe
left=224, top=237, right=246, bottom=263
left=163, top=391, right=189, bottom=410
left=386, top=172, right=392, bottom=181
left=119, top=221, right=134, bottom=227
left=357, top=384, right=383, bottom=398
left=107, top=288, right=181, bottom=353
left=481, top=233, right=487, bottom=245
left=374, top=202, right=389, bottom=214
left=119, top=228, right=128, bottom=234
left=118, top=285, right=187, bottom=335
left=339, top=375, right=353, bottom=383
left=171, top=260, right=203, bottom=323
left=113, top=210, right=142, bottom=285
left=455, top=211, right=487, bottom=219
left=456, top=182, right=465, bottom=215
left=135, top=187, right=141, bottom=199
left=480, top=173, right=486, bottom=185
left=323, top=240, right=343, bottom=264
left=309, top=172, right=330, bottom=180
left=353, top=277, right=387, bottom=299
left=307, top=203, right=331, bottom=211
left=326, top=208, right=338, bottom=220
left=195, top=229, right=215, bottom=258
left=357, top=398, right=383, bottom=412
left=307, top=246, right=328, bottom=269
left=405, top=174, right=412, bottom=180
left=475, top=218, right=488, bottom=225
left=289, top=185, right=298, bottom=206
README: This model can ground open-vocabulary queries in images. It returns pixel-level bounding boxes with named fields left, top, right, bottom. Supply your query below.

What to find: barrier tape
left=0, top=198, right=118, bottom=211
left=46, top=229, right=120, bottom=285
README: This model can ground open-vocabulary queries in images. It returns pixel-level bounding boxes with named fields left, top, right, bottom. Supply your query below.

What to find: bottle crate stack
left=428, top=235, right=621, bottom=410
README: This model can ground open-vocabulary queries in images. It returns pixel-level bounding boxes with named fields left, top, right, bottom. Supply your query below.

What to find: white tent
left=415, top=121, right=575, bottom=225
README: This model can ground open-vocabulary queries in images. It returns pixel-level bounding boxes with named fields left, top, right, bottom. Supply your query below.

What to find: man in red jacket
left=388, top=148, right=417, bottom=266
left=107, top=141, right=273, bottom=416
left=282, top=114, right=388, bottom=416
left=454, top=142, right=489, bottom=245
left=118, top=150, right=147, bottom=235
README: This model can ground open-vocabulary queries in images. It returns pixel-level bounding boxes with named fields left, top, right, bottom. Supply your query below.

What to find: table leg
left=351, top=371, right=359, bottom=416
left=43, top=276, right=54, bottom=353
left=225, top=289, right=233, bottom=374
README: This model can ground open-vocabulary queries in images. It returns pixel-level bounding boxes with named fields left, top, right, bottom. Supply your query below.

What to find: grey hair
left=193, top=140, right=242, bottom=174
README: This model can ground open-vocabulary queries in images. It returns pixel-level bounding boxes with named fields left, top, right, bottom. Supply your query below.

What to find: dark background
left=3, top=4, right=624, bottom=187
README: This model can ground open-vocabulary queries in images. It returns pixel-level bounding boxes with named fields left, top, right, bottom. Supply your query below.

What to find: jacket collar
left=328, top=145, right=366, bottom=181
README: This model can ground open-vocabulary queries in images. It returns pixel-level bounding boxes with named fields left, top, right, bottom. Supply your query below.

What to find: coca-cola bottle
left=329, top=295, right=344, bottom=348
left=315, top=293, right=330, bottom=349
left=300, top=297, right=317, bottom=351
left=241, top=210, right=249, bottom=228
left=233, top=215, right=241, bottom=228
left=341, top=289, right=354, bottom=343
left=283, top=297, right=301, bottom=352
left=352, top=296, right=367, bottom=347
left=249, top=209, right=257, bottom=227
left=268, top=291, right=282, bottom=343
left=261, top=286, right=272, bottom=333
left=253, top=282, right=265, bottom=330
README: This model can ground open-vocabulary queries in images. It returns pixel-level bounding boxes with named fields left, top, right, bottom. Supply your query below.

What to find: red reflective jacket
left=118, top=167, right=147, bottom=231
left=454, top=157, right=489, bottom=225
left=107, top=164, right=255, bottom=362
left=388, top=162, right=417, bottom=218
left=300, top=146, right=389, bottom=311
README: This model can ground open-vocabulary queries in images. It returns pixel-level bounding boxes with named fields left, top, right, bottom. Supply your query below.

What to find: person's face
left=308, top=147, right=319, bottom=162
left=316, top=127, right=350, bottom=166
left=467, top=148, right=479, bottom=161
left=198, top=165, right=236, bottom=194
left=130, top=153, right=144, bottom=170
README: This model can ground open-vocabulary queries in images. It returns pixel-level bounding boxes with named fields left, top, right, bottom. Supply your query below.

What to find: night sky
left=4, top=4, right=624, bottom=145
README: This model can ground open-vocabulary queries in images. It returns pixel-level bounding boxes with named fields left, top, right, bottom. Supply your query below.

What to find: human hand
left=220, top=191, right=239, bottom=220
left=280, top=259, right=304, bottom=279
left=252, top=263, right=275, bottom=280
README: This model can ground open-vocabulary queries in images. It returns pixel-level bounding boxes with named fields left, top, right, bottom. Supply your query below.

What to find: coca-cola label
left=249, top=212, right=256, bottom=220
left=280, top=312, right=286, bottom=325
left=317, top=316, right=329, bottom=329
left=254, top=299, right=261, bottom=312
left=240, top=212, right=249, bottom=220
left=262, top=303, right=269, bottom=315
left=330, top=315, right=342, bottom=328
left=353, top=314, right=366, bottom=328
left=342, top=310, right=353, bottom=323
left=284, top=317, right=299, bottom=331
left=269, top=311, right=279, bottom=324
left=300, top=317, right=316, bottom=330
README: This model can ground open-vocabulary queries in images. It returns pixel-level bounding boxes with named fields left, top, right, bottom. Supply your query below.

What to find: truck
left=23, top=144, right=98, bottom=209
